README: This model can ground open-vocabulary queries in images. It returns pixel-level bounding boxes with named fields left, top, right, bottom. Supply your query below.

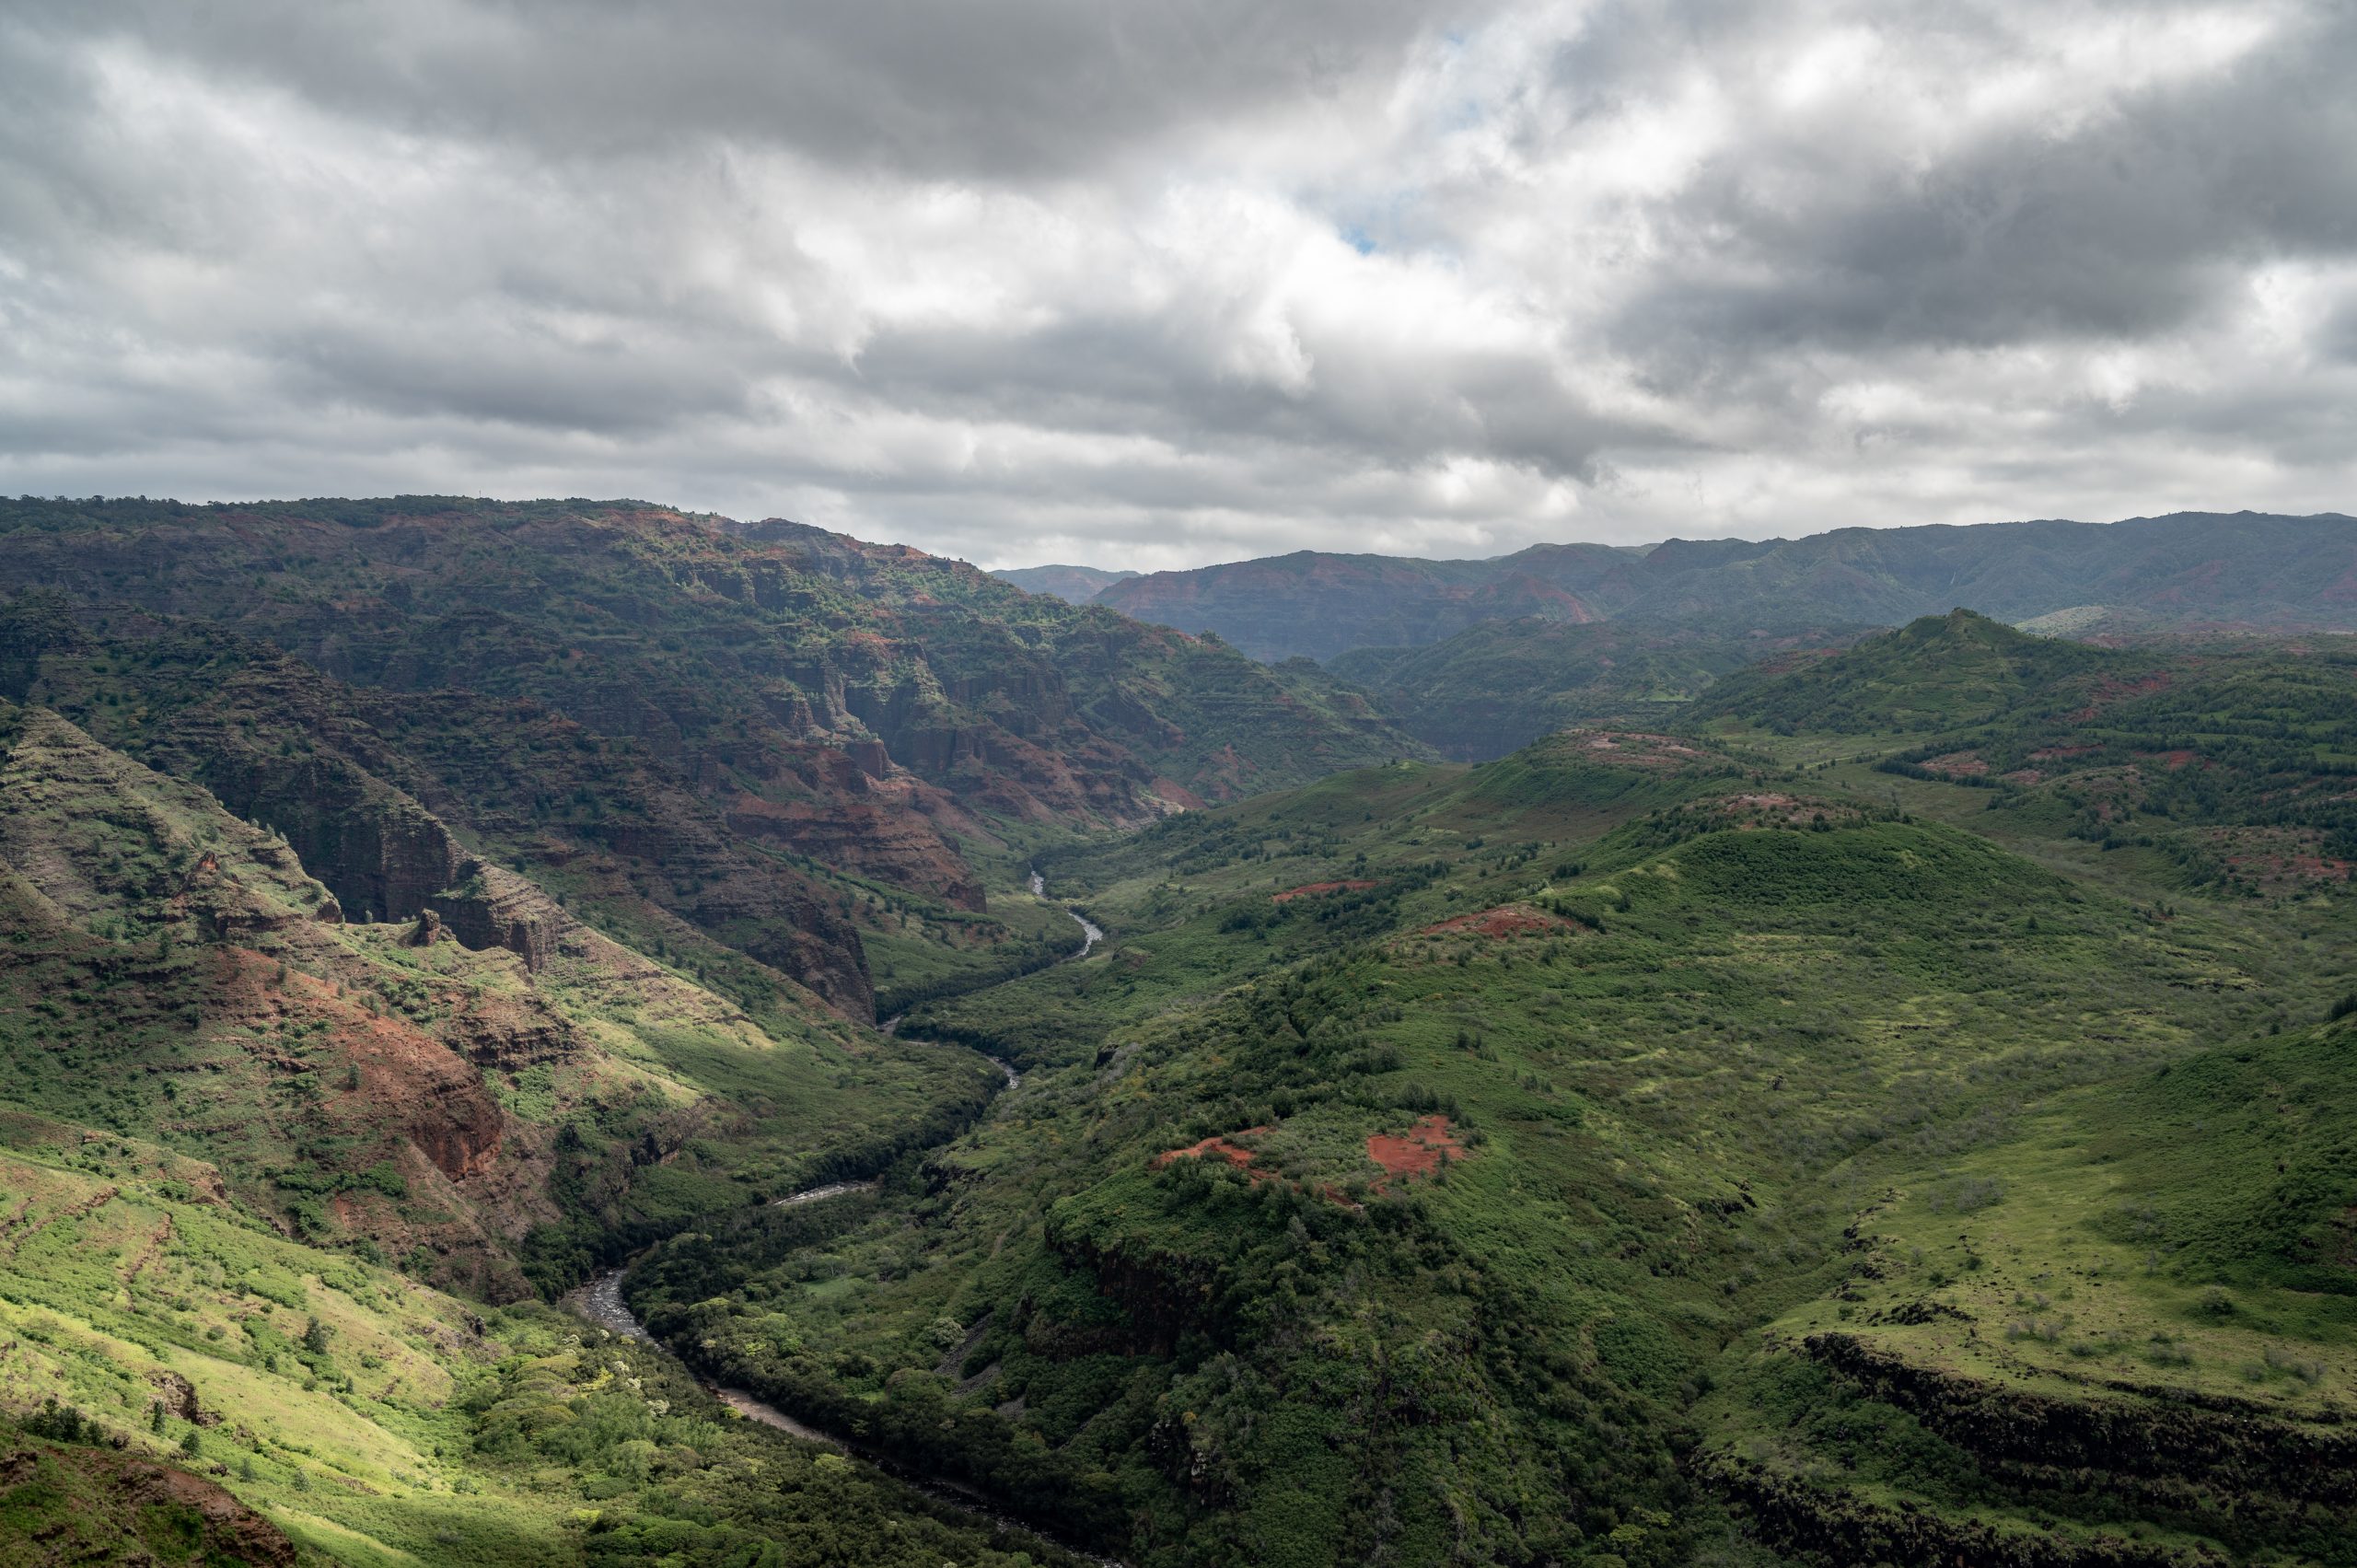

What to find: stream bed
left=563, top=1189, right=1119, bottom=1562
left=561, top=870, right=1121, bottom=1562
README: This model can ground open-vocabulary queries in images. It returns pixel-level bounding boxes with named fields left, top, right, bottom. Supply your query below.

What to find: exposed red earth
left=1365, top=1115, right=1465, bottom=1192
left=2067, top=670, right=2174, bottom=721
left=1418, top=903, right=1576, bottom=939
left=1155, top=1127, right=1273, bottom=1178
left=1572, top=731, right=1713, bottom=768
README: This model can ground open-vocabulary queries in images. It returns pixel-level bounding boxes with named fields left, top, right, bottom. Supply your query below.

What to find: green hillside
left=1693, top=609, right=2115, bottom=735
left=1327, top=620, right=1864, bottom=760
left=2, top=495, right=2354, bottom=1568
left=0, top=1120, right=1078, bottom=1567
left=615, top=708, right=2356, bottom=1566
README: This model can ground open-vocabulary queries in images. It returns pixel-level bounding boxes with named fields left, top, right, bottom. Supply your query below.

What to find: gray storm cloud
left=1, top=0, right=2353, bottom=567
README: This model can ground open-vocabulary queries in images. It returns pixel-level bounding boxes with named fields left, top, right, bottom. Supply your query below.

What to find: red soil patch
left=1272, top=879, right=1378, bottom=902
left=2200, top=828, right=2352, bottom=889
left=1150, top=776, right=1207, bottom=812
left=1418, top=903, right=1574, bottom=939
left=1919, top=751, right=1989, bottom=777
left=1569, top=731, right=1710, bottom=769
left=1155, top=1126, right=1273, bottom=1178
left=1365, top=1115, right=1465, bottom=1191
left=1713, top=793, right=1852, bottom=828
left=2140, top=749, right=2202, bottom=770
left=2067, top=672, right=2173, bottom=723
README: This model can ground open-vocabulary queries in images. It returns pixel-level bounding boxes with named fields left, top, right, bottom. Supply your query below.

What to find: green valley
left=1, top=501, right=2353, bottom=1568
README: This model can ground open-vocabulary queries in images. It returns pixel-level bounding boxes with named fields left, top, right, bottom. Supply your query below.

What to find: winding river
left=1033, top=867, right=1105, bottom=958
left=563, top=871, right=1117, bottom=1563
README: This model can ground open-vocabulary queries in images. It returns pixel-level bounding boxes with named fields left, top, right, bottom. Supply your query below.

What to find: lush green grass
left=623, top=714, right=2347, bottom=1567
left=0, top=1116, right=1086, bottom=1567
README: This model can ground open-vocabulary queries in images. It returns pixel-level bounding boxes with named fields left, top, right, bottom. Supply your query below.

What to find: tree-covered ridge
left=0, top=495, right=1419, bottom=820
left=1101, top=511, right=2357, bottom=663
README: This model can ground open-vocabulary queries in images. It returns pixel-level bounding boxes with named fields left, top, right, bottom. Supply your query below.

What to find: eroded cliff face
left=0, top=700, right=896, bottom=1298
left=1805, top=1332, right=2357, bottom=1504
left=0, top=503, right=1418, bottom=926
left=8, top=618, right=878, bottom=1016
left=1698, top=1451, right=2223, bottom=1568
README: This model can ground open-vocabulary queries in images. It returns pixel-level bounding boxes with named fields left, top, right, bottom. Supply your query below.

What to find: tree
left=180, top=1428, right=202, bottom=1458
left=302, top=1316, right=332, bottom=1356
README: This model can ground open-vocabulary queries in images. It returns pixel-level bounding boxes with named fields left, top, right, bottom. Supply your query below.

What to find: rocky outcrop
left=145, top=1371, right=216, bottom=1427
left=1803, top=1332, right=2357, bottom=1504
left=428, top=863, right=561, bottom=971
left=441, top=993, right=586, bottom=1069
left=1700, top=1450, right=2223, bottom=1568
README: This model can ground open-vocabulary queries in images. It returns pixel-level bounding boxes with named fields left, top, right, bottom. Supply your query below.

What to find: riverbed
left=1032, top=867, right=1104, bottom=958
left=562, top=1179, right=1119, bottom=1562
left=562, top=869, right=1122, bottom=1562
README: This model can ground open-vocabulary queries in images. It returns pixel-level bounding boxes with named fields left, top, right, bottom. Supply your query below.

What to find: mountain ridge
left=1097, top=510, right=2357, bottom=660
left=990, top=563, right=1140, bottom=603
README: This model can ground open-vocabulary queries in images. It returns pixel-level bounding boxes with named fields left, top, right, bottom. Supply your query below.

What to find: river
left=563, top=870, right=1120, bottom=1563
left=1032, top=867, right=1104, bottom=958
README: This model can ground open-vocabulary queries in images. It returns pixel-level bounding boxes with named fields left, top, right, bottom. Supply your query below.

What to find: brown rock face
left=441, top=993, right=586, bottom=1069
left=428, top=863, right=560, bottom=971
left=725, top=793, right=986, bottom=911
left=146, top=1371, right=216, bottom=1426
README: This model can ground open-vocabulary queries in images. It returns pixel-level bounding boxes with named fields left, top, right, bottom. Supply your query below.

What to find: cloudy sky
left=4, top=1, right=2354, bottom=569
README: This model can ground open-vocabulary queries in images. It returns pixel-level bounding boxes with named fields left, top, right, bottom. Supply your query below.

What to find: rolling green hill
left=1327, top=620, right=1868, bottom=761
left=1692, top=609, right=2115, bottom=735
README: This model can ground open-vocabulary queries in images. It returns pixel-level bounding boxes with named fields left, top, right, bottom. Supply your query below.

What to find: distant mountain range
left=991, top=563, right=1139, bottom=603
left=1097, top=511, right=2357, bottom=661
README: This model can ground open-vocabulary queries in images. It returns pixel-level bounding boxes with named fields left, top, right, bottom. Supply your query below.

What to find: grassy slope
left=621, top=717, right=2350, bottom=1567
left=1701, top=1013, right=2357, bottom=1565
left=0, top=1119, right=1080, bottom=1567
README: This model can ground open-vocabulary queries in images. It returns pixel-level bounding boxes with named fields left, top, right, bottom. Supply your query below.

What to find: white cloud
left=1, top=0, right=2353, bottom=568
